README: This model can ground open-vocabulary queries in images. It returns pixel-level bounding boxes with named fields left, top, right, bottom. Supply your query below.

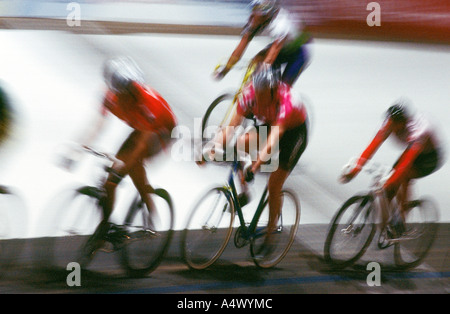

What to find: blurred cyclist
left=206, top=67, right=308, bottom=255
left=0, top=84, right=13, bottom=147
left=214, top=0, right=311, bottom=87
left=341, top=100, right=445, bottom=238
left=67, top=56, right=177, bottom=244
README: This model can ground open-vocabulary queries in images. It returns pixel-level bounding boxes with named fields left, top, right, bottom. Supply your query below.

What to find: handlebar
left=341, top=157, right=393, bottom=188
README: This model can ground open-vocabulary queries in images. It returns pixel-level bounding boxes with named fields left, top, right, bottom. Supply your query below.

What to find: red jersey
left=102, top=82, right=176, bottom=134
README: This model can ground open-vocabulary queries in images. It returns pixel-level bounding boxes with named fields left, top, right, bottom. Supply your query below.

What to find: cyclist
left=0, top=84, right=13, bottom=147
left=205, top=67, right=308, bottom=255
left=214, top=0, right=312, bottom=87
left=341, top=100, right=445, bottom=237
left=66, top=56, right=177, bottom=246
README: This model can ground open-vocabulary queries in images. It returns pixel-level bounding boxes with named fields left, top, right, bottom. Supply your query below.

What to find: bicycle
left=0, top=185, right=27, bottom=273
left=40, top=145, right=174, bottom=277
left=324, top=157, right=440, bottom=270
left=181, top=147, right=300, bottom=269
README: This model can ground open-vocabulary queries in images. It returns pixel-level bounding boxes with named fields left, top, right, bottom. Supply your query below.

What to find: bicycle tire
left=250, top=189, right=300, bottom=268
left=324, top=194, right=376, bottom=268
left=37, top=186, right=105, bottom=270
left=394, top=198, right=439, bottom=269
left=201, top=93, right=236, bottom=143
left=181, top=187, right=235, bottom=270
left=119, top=188, right=174, bottom=278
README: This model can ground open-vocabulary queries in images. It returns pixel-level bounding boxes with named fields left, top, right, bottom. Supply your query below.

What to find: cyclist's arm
left=252, top=123, right=286, bottom=173
left=343, top=120, right=391, bottom=181
left=359, top=120, right=392, bottom=166
left=223, top=32, right=252, bottom=74
left=263, top=37, right=287, bottom=65
left=218, top=110, right=244, bottom=148
left=76, top=104, right=108, bottom=148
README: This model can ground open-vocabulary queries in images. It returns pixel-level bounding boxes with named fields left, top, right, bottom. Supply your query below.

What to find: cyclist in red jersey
left=70, top=57, right=176, bottom=236
left=206, top=67, right=308, bottom=254
left=341, top=101, right=445, bottom=237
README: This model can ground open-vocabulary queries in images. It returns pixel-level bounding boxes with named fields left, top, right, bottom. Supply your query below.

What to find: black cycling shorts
left=255, top=122, right=308, bottom=172
left=393, top=148, right=442, bottom=179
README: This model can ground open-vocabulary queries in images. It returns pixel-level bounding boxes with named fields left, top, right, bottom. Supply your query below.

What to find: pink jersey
left=236, top=82, right=307, bottom=129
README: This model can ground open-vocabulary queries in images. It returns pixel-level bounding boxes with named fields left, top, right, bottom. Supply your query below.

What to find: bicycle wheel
left=0, top=186, right=27, bottom=272
left=120, top=188, right=174, bottom=278
left=324, top=194, right=376, bottom=268
left=394, top=198, right=439, bottom=269
left=37, top=186, right=104, bottom=269
left=250, top=189, right=300, bottom=268
left=181, top=187, right=235, bottom=270
left=201, top=94, right=236, bottom=143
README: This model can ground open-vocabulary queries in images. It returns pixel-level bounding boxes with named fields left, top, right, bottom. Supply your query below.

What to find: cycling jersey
left=358, top=113, right=444, bottom=187
left=242, top=8, right=311, bottom=86
left=237, top=82, right=308, bottom=171
left=102, top=82, right=177, bottom=135
left=236, top=82, right=307, bottom=129
left=243, top=8, right=307, bottom=47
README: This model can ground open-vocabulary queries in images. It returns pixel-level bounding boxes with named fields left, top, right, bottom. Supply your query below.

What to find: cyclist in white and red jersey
left=214, top=0, right=311, bottom=87
left=68, top=56, right=177, bottom=240
left=208, top=67, right=308, bottom=254
left=341, top=101, right=445, bottom=236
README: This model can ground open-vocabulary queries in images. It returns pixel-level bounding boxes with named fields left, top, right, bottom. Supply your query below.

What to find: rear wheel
left=394, top=198, right=439, bottom=269
left=324, top=195, right=376, bottom=268
left=120, top=188, right=174, bottom=277
left=250, top=189, right=301, bottom=268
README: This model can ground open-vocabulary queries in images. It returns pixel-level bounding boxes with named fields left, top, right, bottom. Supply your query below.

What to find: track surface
left=0, top=224, right=448, bottom=294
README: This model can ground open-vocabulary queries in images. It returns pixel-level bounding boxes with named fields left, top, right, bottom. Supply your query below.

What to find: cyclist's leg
left=275, top=45, right=310, bottom=87
left=124, top=131, right=169, bottom=219
left=265, top=123, right=307, bottom=246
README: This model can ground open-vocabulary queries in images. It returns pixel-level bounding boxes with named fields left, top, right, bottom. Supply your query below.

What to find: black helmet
left=386, top=100, right=410, bottom=123
left=103, top=56, right=144, bottom=93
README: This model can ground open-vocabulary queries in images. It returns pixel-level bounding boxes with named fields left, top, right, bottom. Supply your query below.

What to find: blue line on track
left=116, top=271, right=450, bottom=294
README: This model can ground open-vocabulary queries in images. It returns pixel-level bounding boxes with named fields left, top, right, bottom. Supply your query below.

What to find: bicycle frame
left=217, top=59, right=259, bottom=128
left=222, top=159, right=269, bottom=242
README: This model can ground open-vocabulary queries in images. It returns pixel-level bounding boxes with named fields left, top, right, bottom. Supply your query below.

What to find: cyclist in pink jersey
left=207, top=67, right=308, bottom=254
left=341, top=101, right=445, bottom=237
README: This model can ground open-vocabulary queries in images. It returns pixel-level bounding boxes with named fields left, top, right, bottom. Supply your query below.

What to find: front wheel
left=119, top=188, right=174, bottom=278
left=324, top=195, right=376, bottom=268
left=250, top=189, right=301, bottom=268
left=35, top=186, right=104, bottom=270
left=181, top=187, right=235, bottom=270
left=201, top=94, right=236, bottom=143
left=394, top=198, right=439, bottom=269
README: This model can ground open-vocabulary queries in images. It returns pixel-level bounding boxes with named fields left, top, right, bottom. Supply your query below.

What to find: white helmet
left=103, top=56, right=145, bottom=93
left=251, top=0, right=279, bottom=15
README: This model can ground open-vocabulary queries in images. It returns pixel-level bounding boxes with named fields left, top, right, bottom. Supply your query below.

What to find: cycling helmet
left=103, top=56, right=144, bottom=93
left=251, top=0, right=279, bottom=16
left=252, top=66, right=279, bottom=97
left=386, top=100, right=410, bottom=123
